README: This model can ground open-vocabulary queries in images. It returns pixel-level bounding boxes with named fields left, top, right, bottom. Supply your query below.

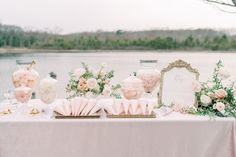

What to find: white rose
left=200, top=95, right=212, bottom=106
left=74, top=68, right=86, bottom=79
left=86, top=78, right=98, bottom=90
left=219, top=68, right=230, bottom=80
left=213, top=102, right=225, bottom=112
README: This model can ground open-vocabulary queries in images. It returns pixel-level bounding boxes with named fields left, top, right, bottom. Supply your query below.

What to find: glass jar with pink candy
left=12, top=60, right=39, bottom=113
left=137, top=60, right=161, bottom=98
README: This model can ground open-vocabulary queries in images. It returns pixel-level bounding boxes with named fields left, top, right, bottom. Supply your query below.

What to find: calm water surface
left=0, top=51, right=235, bottom=100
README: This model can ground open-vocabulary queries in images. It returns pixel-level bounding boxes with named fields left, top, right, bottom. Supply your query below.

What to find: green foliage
left=1, top=24, right=236, bottom=51
left=195, top=61, right=236, bottom=117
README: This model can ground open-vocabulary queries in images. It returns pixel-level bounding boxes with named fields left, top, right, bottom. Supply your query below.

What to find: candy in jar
left=14, top=86, right=32, bottom=103
left=121, top=76, right=144, bottom=99
left=39, top=76, right=58, bottom=104
left=137, top=69, right=161, bottom=93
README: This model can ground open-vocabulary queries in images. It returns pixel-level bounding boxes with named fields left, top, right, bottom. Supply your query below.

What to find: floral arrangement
left=194, top=60, right=236, bottom=117
left=66, top=62, right=121, bottom=98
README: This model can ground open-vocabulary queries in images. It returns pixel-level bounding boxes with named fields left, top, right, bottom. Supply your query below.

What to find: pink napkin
left=54, top=99, right=71, bottom=116
left=82, top=99, right=96, bottom=116
left=139, top=98, right=148, bottom=115
left=122, top=99, right=129, bottom=115
left=77, top=98, right=88, bottom=116
left=103, top=99, right=114, bottom=115
left=129, top=100, right=139, bottom=115
left=147, top=99, right=155, bottom=114
left=113, top=99, right=122, bottom=115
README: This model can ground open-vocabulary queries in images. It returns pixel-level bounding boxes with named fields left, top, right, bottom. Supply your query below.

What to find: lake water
left=0, top=51, right=236, bottom=100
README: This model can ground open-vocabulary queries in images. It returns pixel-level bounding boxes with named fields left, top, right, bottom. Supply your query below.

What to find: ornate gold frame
left=158, top=59, right=200, bottom=107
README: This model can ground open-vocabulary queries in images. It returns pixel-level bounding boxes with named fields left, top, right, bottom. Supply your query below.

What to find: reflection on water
left=0, top=51, right=236, bottom=100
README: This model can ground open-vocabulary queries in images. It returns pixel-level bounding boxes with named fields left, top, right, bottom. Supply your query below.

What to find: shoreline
left=0, top=48, right=236, bottom=54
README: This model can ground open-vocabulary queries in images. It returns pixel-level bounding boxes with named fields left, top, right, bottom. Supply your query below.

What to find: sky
left=0, top=0, right=236, bottom=34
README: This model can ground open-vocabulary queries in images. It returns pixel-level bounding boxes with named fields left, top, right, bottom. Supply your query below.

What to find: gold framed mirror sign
left=158, top=59, right=200, bottom=107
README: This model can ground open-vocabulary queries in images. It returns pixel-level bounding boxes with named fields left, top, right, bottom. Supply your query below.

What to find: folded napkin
left=81, top=99, right=96, bottom=116
left=113, top=99, right=123, bottom=115
left=70, top=97, right=82, bottom=116
left=55, top=99, right=71, bottom=116
left=103, top=99, right=114, bottom=115
left=122, top=99, right=129, bottom=115
left=89, top=99, right=102, bottom=115
left=139, top=98, right=148, bottom=115
left=147, top=99, right=155, bottom=115
left=129, top=100, right=139, bottom=115
left=77, top=98, right=88, bottom=115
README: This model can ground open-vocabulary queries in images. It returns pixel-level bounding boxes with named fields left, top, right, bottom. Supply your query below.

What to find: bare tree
left=204, top=0, right=236, bottom=7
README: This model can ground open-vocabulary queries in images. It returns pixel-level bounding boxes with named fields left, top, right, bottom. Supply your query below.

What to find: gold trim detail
left=158, top=59, right=200, bottom=107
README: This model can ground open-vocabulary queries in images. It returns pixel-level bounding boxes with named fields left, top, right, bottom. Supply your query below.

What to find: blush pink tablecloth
left=0, top=112, right=235, bottom=157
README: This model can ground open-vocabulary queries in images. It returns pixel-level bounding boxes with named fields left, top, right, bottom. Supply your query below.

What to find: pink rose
left=214, top=89, right=227, bottom=99
left=192, top=81, right=201, bottom=92
left=213, top=102, right=225, bottom=112
left=172, top=103, right=184, bottom=112
left=86, top=78, right=98, bottom=90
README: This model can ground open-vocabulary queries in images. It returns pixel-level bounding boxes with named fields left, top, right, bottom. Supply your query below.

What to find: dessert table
left=0, top=100, right=235, bottom=157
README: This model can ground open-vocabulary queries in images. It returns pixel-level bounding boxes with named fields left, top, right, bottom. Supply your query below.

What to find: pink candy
left=122, top=76, right=144, bottom=99
left=137, top=69, right=161, bottom=93
left=14, top=86, right=32, bottom=103
left=12, top=68, right=39, bottom=88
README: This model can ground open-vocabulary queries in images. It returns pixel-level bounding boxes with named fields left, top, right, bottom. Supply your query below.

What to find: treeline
left=1, top=23, right=236, bottom=51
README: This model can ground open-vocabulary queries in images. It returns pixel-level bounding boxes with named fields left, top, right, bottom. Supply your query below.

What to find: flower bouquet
left=195, top=60, right=236, bottom=117
left=66, top=62, right=121, bottom=98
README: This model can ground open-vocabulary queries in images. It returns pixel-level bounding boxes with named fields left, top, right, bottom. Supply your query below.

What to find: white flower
left=97, top=79, right=102, bottom=83
left=99, top=70, right=106, bottom=78
left=213, top=102, right=225, bottom=112
left=101, top=62, right=107, bottom=68
left=219, top=68, right=230, bottom=80
left=86, top=78, right=98, bottom=90
left=102, top=85, right=112, bottom=96
left=200, top=95, right=212, bottom=106
left=74, top=68, right=86, bottom=79
left=85, top=91, right=93, bottom=97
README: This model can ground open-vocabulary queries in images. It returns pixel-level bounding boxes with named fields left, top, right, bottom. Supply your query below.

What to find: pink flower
left=172, top=103, right=184, bottom=112
left=192, top=81, right=201, bottom=92
left=86, top=78, right=98, bottom=90
left=214, top=89, right=227, bottom=99
left=219, top=68, right=230, bottom=80
left=213, top=102, right=225, bottom=112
